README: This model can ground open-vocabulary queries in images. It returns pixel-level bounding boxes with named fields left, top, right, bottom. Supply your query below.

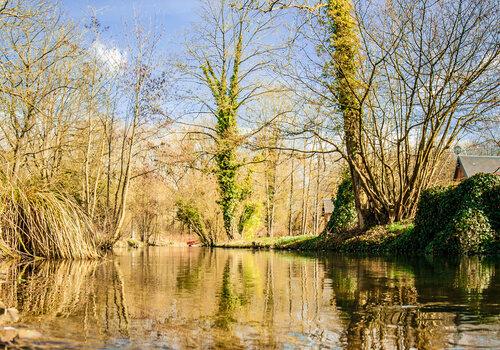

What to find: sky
left=59, top=0, right=201, bottom=55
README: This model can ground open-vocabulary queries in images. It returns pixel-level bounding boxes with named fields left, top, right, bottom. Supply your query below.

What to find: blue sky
left=60, top=0, right=200, bottom=54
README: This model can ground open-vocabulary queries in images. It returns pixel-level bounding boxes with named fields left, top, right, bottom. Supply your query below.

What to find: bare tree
left=102, top=21, right=170, bottom=244
left=268, top=0, right=500, bottom=225
left=0, top=1, right=81, bottom=181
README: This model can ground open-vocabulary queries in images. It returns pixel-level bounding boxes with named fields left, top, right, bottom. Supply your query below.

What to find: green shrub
left=411, top=185, right=454, bottom=251
left=454, top=172, right=499, bottom=209
left=427, top=208, right=494, bottom=255
left=325, top=177, right=357, bottom=234
left=483, top=184, right=500, bottom=232
left=127, top=238, right=140, bottom=248
left=175, top=200, right=212, bottom=245
left=411, top=173, right=499, bottom=256
left=237, top=202, right=261, bottom=239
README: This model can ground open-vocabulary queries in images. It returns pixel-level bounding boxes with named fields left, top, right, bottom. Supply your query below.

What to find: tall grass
left=0, top=179, right=101, bottom=259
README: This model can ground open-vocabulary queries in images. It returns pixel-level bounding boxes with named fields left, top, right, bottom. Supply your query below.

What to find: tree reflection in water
left=0, top=248, right=497, bottom=349
left=214, top=258, right=241, bottom=330
left=0, top=259, right=130, bottom=341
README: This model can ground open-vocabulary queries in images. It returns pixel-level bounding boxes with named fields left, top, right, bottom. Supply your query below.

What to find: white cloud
left=90, top=40, right=127, bottom=72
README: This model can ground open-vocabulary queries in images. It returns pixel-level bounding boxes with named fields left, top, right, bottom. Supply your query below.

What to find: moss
left=387, top=221, right=414, bottom=235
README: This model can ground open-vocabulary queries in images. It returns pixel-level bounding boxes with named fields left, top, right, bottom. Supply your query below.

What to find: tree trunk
left=288, top=152, right=295, bottom=236
left=327, top=0, right=367, bottom=228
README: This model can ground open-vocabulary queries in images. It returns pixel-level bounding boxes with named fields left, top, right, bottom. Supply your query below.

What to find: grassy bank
left=215, top=219, right=499, bottom=257
left=216, top=174, right=499, bottom=258
left=214, top=222, right=415, bottom=254
left=215, top=234, right=318, bottom=249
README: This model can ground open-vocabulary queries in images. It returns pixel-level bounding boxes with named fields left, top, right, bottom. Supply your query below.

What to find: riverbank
left=215, top=221, right=499, bottom=257
left=217, top=174, right=500, bottom=257
left=215, top=222, right=414, bottom=254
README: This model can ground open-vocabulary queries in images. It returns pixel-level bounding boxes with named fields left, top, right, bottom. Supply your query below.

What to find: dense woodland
left=0, top=0, right=498, bottom=258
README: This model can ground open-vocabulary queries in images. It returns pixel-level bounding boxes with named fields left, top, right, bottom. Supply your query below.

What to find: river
left=1, top=247, right=498, bottom=349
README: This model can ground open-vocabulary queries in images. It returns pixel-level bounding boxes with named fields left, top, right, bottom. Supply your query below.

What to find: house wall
left=453, top=164, right=465, bottom=181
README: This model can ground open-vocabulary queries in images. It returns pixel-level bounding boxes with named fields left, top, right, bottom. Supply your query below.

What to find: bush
left=427, top=208, right=494, bottom=255
left=127, top=238, right=140, bottom=248
left=237, top=203, right=261, bottom=239
left=175, top=200, right=213, bottom=245
left=411, top=173, right=499, bottom=256
left=483, top=184, right=500, bottom=232
left=325, top=177, right=357, bottom=234
left=410, top=185, right=454, bottom=251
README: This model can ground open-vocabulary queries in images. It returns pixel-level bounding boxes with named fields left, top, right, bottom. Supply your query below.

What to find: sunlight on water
left=0, top=248, right=498, bottom=349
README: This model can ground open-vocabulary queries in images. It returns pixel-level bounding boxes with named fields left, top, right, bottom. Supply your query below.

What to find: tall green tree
left=188, top=0, right=280, bottom=240
left=201, top=30, right=243, bottom=239
left=324, top=0, right=366, bottom=227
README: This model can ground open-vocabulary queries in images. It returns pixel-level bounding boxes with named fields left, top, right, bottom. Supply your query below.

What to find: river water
left=1, top=247, right=498, bottom=349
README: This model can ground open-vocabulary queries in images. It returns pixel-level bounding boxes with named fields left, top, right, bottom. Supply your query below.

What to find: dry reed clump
left=0, top=180, right=102, bottom=259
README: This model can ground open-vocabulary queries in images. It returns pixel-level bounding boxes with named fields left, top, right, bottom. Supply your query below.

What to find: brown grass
left=0, top=179, right=101, bottom=259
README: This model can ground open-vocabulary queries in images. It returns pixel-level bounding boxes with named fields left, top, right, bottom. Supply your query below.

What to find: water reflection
left=0, top=259, right=130, bottom=342
left=0, top=248, right=497, bottom=349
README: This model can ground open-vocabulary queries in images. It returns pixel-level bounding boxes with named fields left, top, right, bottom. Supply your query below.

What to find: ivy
left=410, top=173, right=499, bottom=256
left=200, top=25, right=245, bottom=240
left=237, top=202, right=261, bottom=239
left=325, top=176, right=357, bottom=234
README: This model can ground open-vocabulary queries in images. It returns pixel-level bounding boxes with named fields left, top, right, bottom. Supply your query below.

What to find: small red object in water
left=187, top=240, right=198, bottom=247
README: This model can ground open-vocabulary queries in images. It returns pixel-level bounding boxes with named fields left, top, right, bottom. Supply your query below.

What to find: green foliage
left=338, top=225, right=399, bottom=254
left=201, top=23, right=245, bottom=241
left=386, top=221, right=414, bottom=235
left=481, top=183, right=500, bottom=232
left=215, top=148, right=240, bottom=240
left=215, top=234, right=317, bottom=249
left=175, top=200, right=212, bottom=245
left=408, top=185, right=454, bottom=251
left=410, top=173, right=499, bottom=256
left=127, top=238, right=140, bottom=248
left=324, top=0, right=361, bottom=102
left=237, top=202, right=261, bottom=239
left=325, top=177, right=357, bottom=234
left=427, top=208, right=494, bottom=255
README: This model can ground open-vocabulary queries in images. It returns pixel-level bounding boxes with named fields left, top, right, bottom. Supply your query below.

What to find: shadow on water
left=0, top=247, right=498, bottom=349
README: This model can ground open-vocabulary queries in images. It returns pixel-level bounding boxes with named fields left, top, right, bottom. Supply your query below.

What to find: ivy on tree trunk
left=201, top=24, right=244, bottom=240
left=325, top=0, right=367, bottom=228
